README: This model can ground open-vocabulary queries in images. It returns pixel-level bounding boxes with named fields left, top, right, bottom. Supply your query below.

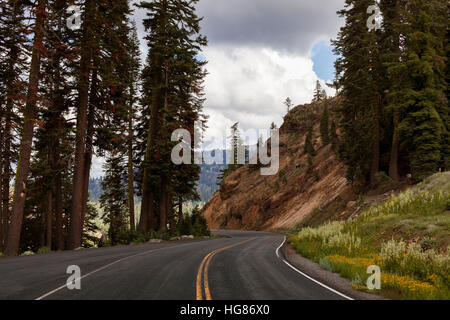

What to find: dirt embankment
left=203, top=98, right=362, bottom=231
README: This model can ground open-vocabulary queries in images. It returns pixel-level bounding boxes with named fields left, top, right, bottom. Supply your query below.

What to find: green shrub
left=37, top=247, right=51, bottom=254
left=297, top=222, right=362, bottom=255
left=289, top=172, right=450, bottom=300
left=178, top=217, right=193, bottom=236
left=127, top=231, right=151, bottom=244
left=176, top=205, right=211, bottom=238
left=134, top=232, right=151, bottom=243
left=190, top=206, right=211, bottom=237
left=319, top=257, right=334, bottom=271
left=160, top=230, right=172, bottom=241
left=108, top=230, right=153, bottom=245
left=381, top=240, right=450, bottom=286
left=363, top=190, right=447, bottom=218
left=350, top=273, right=363, bottom=287
left=420, top=237, right=435, bottom=251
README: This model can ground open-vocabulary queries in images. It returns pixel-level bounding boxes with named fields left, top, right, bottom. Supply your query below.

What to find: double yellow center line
left=196, top=238, right=256, bottom=300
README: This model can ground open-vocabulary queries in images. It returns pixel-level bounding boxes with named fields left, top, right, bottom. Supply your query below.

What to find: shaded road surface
left=0, top=230, right=348, bottom=300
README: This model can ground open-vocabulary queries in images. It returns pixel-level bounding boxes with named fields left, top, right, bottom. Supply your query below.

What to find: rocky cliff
left=202, top=98, right=361, bottom=231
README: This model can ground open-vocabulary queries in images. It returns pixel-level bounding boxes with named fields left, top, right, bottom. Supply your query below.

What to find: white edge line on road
left=275, top=236, right=354, bottom=301
left=35, top=241, right=208, bottom=300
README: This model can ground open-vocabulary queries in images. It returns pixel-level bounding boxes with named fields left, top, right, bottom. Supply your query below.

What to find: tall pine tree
left=137, top=0, right=207, bottom=233
left=0, top=0, right=28, bottom=252
left=396, top=0, right=448, bottom=181
left=5, top=0, right=48, bottom=256
left=332, top=0, right=384, bottom=187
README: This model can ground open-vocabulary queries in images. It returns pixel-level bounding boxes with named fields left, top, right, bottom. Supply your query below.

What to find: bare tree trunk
left=68, top=0, right=95, bottom=250
left=159, top=64, right=171, bottom=233
left=0, top=126, right=3, bottom=251
left=5, top=0, right=47, bottom=256
left=370, top=136, right=380, bottom=187
left=140, top=3, right=169, bottom=233
left=178, top=197, right=183, bottom=221
left=140, top=59, right=163, bottom=233
left=159, top=177, right=168, bottom=232
left=128, top=88, right=135, bottom=232
left=1, top=0, right=23, bottom=254
left=46, top=188, right=52, bottom=249
left=47, top=137, right=59, bottom=251
left=52, top=0, right=66, bottom=251
left=138, top=195, right=148, bottom=233
left=54, top=148, right=64, bottom=251
left=52, top=119, right=64, bottom=251
left=388, top=0, right=401, bottom=182
left=370, top=111, right=381, bottom=187
left=40, top=212, right=46, bottom=249
left=139, top=194, right=155, bottom=233
left=80, top=141, right=92, bottom=227
left=46, top=132, right=56, bottom=250
left=80, top=69, right=97, bottom=226
left=168, top=193, right=175, bottom=233
left=148, top=193, right=156, bottom=231
left=389, top=111, right=400, bottom=181
left=46, top=137, right=54, bottom=250
left=1, top=109, right=11, bottom=252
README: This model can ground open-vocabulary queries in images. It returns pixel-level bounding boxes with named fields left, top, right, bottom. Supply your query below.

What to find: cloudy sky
left=92, top=0, right=346, bottom=176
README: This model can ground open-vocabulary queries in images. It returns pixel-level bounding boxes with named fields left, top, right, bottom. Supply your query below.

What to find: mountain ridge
left=202, top=98, right=364, bottom=231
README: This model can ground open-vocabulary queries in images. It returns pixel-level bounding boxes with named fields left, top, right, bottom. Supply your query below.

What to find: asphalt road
left=0, top=230, right=347, bottom=300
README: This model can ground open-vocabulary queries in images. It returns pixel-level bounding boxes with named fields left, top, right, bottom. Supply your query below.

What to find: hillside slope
left=203, top=98, right=364, bottom=231
left=288, top=172, right=450, bottom=299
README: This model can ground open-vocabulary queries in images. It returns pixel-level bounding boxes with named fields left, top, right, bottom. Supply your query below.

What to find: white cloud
left=202, top=46, right=327, bottom=148
left=197, top=0, right=345, bottom=55
left=130, top=1, right=343, bottom=151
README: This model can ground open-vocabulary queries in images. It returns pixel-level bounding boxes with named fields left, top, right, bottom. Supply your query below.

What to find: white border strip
left=276, top=236, right=354, bottom=301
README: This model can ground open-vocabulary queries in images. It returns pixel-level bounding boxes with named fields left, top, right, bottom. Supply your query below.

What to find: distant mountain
left=88, top=150, right=228, bottom=203
left=197, top=163, right=227, bottom=202
left=88, top=177, right=104, bottom=202
left=203, top=98, right=357, bottom=231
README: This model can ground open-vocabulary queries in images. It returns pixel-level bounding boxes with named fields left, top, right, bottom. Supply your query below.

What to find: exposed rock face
left=202, top=98, right=358, bottom=231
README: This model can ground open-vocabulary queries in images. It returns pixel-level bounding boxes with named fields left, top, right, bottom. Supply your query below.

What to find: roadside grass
left=37, top=247, right=52, bottom=254
left=288, top=172, right=450, bottom=300
left=20, top=251, right=35, bottom=256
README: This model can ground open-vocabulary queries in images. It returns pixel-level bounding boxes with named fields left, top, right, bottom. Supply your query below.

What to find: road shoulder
left=282, top=243, right=385, bottom=300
